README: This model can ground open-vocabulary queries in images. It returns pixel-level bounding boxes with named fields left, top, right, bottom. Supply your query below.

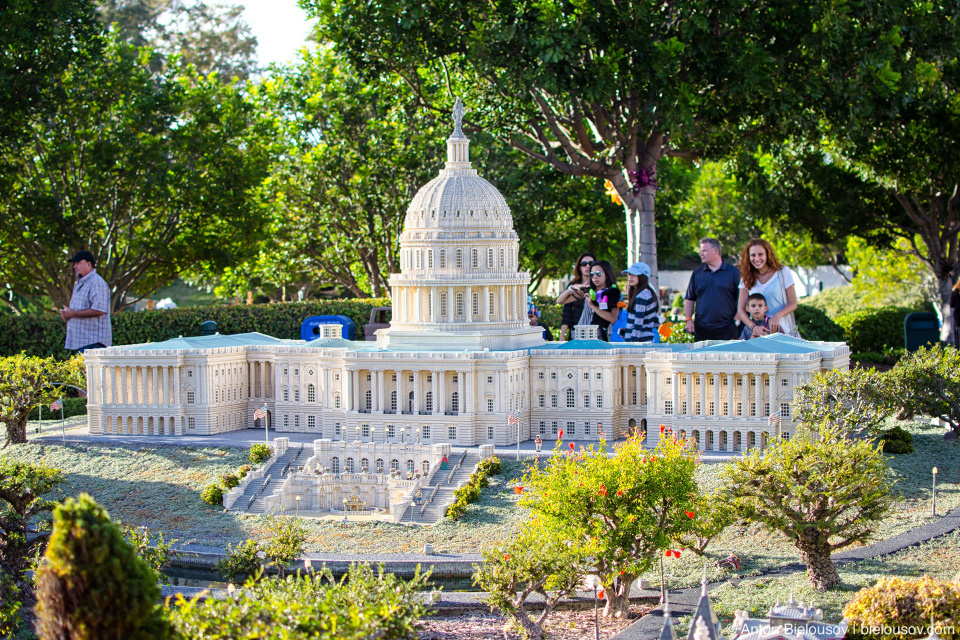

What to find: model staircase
left=397, top=451, right=481, bottom=525
left=239, top=444, right=307, bottom=514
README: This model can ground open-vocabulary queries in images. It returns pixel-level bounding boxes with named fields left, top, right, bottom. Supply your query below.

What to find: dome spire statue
left=452, top=97, right=466, bottom=139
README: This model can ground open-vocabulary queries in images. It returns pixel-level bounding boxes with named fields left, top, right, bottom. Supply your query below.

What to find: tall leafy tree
left=97, top=0, right=259, bottom=80
left=307, top=0, right=860, bottom=289
left=0, top=35, right=276, bottom=312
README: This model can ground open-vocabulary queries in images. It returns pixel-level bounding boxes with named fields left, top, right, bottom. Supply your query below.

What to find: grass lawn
left=6, top=417, right=957, bottom=583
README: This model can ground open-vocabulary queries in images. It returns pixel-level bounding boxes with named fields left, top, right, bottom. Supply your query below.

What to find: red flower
left=673, top=550, right=681, bottom=558
left=616, top=490, right=623, bottom=497
left=514, top=486, right=524, bottom=494
left=504, top=554, right=510, bottom=561
left=558, top=429, right=564, bottom=440
left=599, top=485, right=608, bottom=496
left=685, top=511, right=695, bottom=519
left=665, top=550, right=672, bottom=557
left=598, top=589, right=605, bottom=599
left=660, top=424, right=665, bottom=434
left=569, top=442, right=575, bottom=451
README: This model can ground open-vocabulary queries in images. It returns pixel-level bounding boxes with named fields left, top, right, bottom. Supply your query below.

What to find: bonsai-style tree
left=0, top=457, right=65, bottom=576
left=674, top=487, right=737, bottom=557
left=724, top=427, right=892, bottom=590
left=34, top=494, right=172, bottom=640
left=793, top=368, right=899, bottom=438
left=521, top=433, right=699, bottom=617
left=473, top=522, right=586, bottom=640
left=0, top=355, right=85, bottom=446
left=892, top=344, right=960, bottom=441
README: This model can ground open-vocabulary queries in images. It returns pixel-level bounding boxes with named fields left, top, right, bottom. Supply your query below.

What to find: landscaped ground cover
left=9, top=418, right=957, bottom=573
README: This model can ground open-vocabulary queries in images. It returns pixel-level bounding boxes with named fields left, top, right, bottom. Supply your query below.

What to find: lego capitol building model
left=82, top=100, right=850, bottom=451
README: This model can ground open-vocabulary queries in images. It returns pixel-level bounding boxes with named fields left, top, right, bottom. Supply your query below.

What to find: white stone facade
left=82, top=101, right=850, bottom=452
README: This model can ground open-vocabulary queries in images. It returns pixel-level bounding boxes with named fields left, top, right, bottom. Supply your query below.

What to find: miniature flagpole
left=265, top=408, right=269, bottom=444
left=60, top=400, right=65, bottom=443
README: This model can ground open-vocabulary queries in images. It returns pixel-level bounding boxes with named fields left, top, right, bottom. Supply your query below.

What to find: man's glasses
left=590, top=271, right=604, bottom=277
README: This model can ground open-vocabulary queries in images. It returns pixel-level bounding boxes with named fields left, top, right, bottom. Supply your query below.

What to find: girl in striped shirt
left=621, top=262, right=660, bottom=342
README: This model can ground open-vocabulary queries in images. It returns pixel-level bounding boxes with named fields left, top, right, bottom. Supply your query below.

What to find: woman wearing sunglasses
left=556, top=252, right=596, bottom=341
left=577, top=260, right=620, bottom=341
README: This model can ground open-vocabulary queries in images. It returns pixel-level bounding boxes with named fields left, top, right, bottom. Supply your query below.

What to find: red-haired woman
left=735, top=239, right=799, bottom=338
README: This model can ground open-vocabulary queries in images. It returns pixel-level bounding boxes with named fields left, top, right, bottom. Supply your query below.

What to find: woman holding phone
left=578, top=260, right=620, bottom=341
left=556, top=252, right=596, bottom=341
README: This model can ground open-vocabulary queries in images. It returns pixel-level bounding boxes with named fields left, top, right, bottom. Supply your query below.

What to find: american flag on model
left=768, top=409, right=782, bottom=426
left=49, top=398, right=63, bottom=411
left=507, top=411, right=521, bottom=425
left=253, top=405, right=267, bottom=420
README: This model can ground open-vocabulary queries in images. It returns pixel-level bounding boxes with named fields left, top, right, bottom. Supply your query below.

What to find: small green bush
left=172, top=563, right=431, bottom=640
left=249, top=443, right=272, bottom=465
left=879, top=426, right=914, bottom=455
left=835, top=306, right=923, bottom=353
left=447, top=463, right=493, bottom=519
left=261, top=517, right=308, bottom=577
left=843, top=576, right=960, bottom=640
left=28, top=397, right=87, bottom=421
left=478, top=457, right=501, bottom=476
left=201, top=483, right=225, bottom=506
left=34, top=494, right=172, bottom=640
left=0, top=569, right=20, bottom=639
left=220, top=473, right=240, bottom=490
left=237, top=464, right=253, bottom=480
left=794, top=304, right=846, bottom=342
left=215, top=539, right=263, bottom=583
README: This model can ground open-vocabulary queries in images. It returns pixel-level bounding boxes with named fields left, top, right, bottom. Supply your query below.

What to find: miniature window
left=584, top=393, right=590, bottom=408
left=583, top=372, right=589, bottom=380
left=471, top=248, right=478, bottom=269
left=722, top=402, right=729, bottom=415
left=188, top=417, right=196, bottom=429
left=551, top=421, right=559, bottom=435
left=551, top=393, right=558, bottom=408
left=366, top=373, right=372, bottom=381
left=294, top=388, right=300, bottom=402
left=499, top=248, right=505, bottom=268
left=550, top=372, right=557, bottom=380
left=632, top=391, right=638, bottom=405
left=440, top=293, right=448, bottom=318
left=294, top=415, right=300, bottom=430
left=423, top=426, right=431, bottom=439
left=283, top=415, right=289, bottom=429
left=487, top=425, right=494, bottom=440
left=780, top=403, right=790, bottom=418
left=390, top=459, right=399, bottom=472
left=186, top=391, right=195, bottom=404
left=416, top=251, right=422, bottom=269
left=376, top=458, right=384, bottom=473
left=456, top=249, right=463, bottom=268
left=362, top=424, right=370, bottom=438
left=596, top=395, right=603, bottom=409
left=307, top=384, right=316, bottom=402
left=391, top=374, right=397, bottom=382
left=764, top=378, right=770, bottom=386
left=487, top=375, right=493, bottom=383
left=346, top=457, right=354, bottom=473
left=709, top=402, right=715, bottom=415
left=487, top=398, right=494, bottom=412
left=425, top=392, right=433, bottom=412
left=426, top=374, right=432, bottom=383
left=422, top=460, right=430, bottom=474
left=439, top=250, right=446, bottom=269
left=307, top=416, right=316, bottom=430
left=781, top=432, right=790, bottom=441
left=187, top=371, right=193, bottom=378
left=449, top=426, right=457, bottom=440
left=456, top=293, right=464, bottom=317
left=566, top=389, right=575, bottom=408
left=334, top=373, right=340, bottom=381
left=361, top=458, right=369, bottom=472
left=472, top=292, right=479, bottom=317
left=390, top=391, right=398, bottom=411
left=567, top=421, right=576, bottom=436
left=406, top=459, right=415, bottom=472
left=488, top=291, right=495, bottom=317
left=452, top=375, right=458, bottom=383
left=451, top=392, right=460, bottom=413
left=294, top=369, right=299, bottom=376
left=751, top=403, right=757, bottom=416
left=308, top=369, right=314, bottom=376
left=334, top=394, right=341, bottom=409
left=764, top=402, right=771, bottom=416
left=596, top=372, right=602, bottom=380
left=664, top=400, right=674, bottom=414
left=538, top=393, right=545, bottom=408
left=487, top=248, right=494, bottom=268
left=781, top=378, right=788, bottom=387
left=335, top=422, right=342, bottom=436
left=695, top=401, right=701, bottom=415
left=539, top=421, right=546, bottom=435
left=737, top=402, right=743, bottom=416
left=538, top=372, right=544, bottom=380
left=428, top=250, right=434, bottom=269
left=365, top=390, right=372, bottom=410
left=387, top=425, right=396, bottom=439
left=283, top=369, right=288, bottom=376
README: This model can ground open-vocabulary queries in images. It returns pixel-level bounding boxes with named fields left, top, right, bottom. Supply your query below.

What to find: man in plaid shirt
left=60, top=251, right=112, bottom=352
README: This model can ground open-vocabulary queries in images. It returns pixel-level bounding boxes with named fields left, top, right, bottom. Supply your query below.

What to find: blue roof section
left=123, top=332, right=288, bottom=351
left=530, top=339, right=683, bottom=352
left=687, top=333, right=826, bottom=355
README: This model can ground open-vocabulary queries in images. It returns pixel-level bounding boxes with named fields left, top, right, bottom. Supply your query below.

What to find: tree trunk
left=796, top=532, right=840, bottom=591
left=509, top=595, right=546, bottom=640
left=3, top=415, right=28, bottom=446
left=602, top=574, right=636, bottom=618
left=937, top=275, right=956, bottom=343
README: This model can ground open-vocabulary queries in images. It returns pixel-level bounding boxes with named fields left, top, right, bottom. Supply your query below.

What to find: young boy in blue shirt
left=740, top=293, right=780, bottom=340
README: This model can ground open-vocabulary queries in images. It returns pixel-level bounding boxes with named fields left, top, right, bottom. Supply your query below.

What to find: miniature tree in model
left=724, top=427, right=892, bottom=590
left=521, top=433, right=699, bottom=617
left=0, top=355, right=85, bottom=446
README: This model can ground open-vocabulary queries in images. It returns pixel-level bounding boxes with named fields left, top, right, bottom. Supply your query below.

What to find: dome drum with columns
left=79, top=99, right=851, bottom=452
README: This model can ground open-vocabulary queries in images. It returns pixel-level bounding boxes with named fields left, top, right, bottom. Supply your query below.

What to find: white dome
left=405, top=172, right=512, bottom=230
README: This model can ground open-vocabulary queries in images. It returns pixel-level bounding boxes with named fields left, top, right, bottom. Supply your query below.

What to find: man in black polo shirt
left=684, top=238, right=740, bottom=341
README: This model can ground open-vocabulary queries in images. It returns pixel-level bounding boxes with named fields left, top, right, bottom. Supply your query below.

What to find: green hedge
left=835, top=306, right=924, bottom=353
left=0, top=299, right=391, bottom=359
left=28, top=398, right=87, bottom=421
left=794, top=304, right=846, bottom=343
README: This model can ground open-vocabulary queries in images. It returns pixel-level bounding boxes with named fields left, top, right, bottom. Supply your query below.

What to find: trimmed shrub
left=879, top=426, right=914, bottom=455
left=843, top=576, right=960, bottom=640
left=249, top=443, right=272, bottom=465
left=215, top=539, right=262, bottom=583
left=794, top=304, right=845, bottom=342
left=34, top=494, right=172, bottom=640
left=220, top=473, right=240, bottom=490
left=28, top=397, right=87, bottom=421
left=478, top=456, right=501, bottom=476
left=201, top=484, right=225, bottom=506
left=261, top=517, right=308, bottom=577
left=0, top=298, right=391, bottom=359
left=237, top=464, right=253, bottom=480
left=835, top=306, right=922, bottom=353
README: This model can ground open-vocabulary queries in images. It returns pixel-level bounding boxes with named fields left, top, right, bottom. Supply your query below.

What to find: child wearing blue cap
left=527, top=305, right=554, bottom=341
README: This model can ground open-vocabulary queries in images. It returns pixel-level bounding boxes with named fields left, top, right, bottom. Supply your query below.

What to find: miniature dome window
left=416, top=251, right=422, bottom=269
left=472, top=293, right=480, bottom=317
left=439, top=249, right=446, bottom=269
left=487, top=248, right=494, bottom=268
left=488, top=291, right=495, bottom=318
left=439, top=293, right=448, bottom=318
left=471, top=248, right=478, bottom=269
left=428, top=250, right=434, bottom=269
left=307, top=384, right=316, bottom=403
left=456, top=249, right=463, bottom=268
left=499, top=248, right=505, bottom=268
left=455, top=293, right=464, bottom=317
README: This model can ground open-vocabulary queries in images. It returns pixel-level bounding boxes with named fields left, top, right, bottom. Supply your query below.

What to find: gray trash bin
left=903, top=312, right=939, bottom=352
left=199, top=320, right=219, bottom=336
